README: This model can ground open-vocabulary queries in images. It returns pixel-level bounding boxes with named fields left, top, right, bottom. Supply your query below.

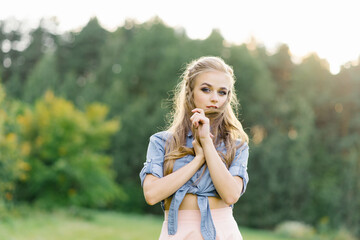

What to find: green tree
left=104, top=18, right=188, bottom=212
left=1, top=18, right=58, bottom=99
left=55, top=17, right=108, bottom=106
left=0, top=19, right=23, bottom=98
left=267, top=44, right=294, bottom=93
left=16, top=91, right=123, bottom=208
left=23, top=52, right=59, bottom=102
left=56, top=17, right=108, bottom=78
left=0, top=84, right=25, bottom=209
left=330, top=63, right=360, bottom=235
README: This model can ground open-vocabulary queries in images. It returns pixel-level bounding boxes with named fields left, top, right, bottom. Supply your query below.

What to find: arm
left=200, top=137, right=243, bottom=205
left=143, top=140, right=205, bottom=205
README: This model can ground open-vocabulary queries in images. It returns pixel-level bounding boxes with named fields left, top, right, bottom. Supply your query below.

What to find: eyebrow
left=200, top=83, right=229, bottom=91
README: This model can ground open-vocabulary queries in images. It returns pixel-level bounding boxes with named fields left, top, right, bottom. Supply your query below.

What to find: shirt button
left=147, top=159, right=152, bottom=163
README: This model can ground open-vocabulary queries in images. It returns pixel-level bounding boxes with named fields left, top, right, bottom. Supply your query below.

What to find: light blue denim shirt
left=139, top=131, right=249, bottom=240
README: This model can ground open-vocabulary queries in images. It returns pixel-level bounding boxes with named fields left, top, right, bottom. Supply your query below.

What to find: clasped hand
left=190, top=108, right=214, bottom=160
left=190, top=108, right=212, bottom=139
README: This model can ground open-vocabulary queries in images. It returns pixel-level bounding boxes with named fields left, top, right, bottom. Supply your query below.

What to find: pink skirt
left=159, top=207, right=243, bottom=240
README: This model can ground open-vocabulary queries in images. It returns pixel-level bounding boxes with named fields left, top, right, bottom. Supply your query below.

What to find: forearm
left=201, top=137, right=242, bottom=205
left=143, top=156, right=204, bottom=205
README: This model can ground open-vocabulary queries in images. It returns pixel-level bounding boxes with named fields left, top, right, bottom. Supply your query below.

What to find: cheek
left=219, top=96, right=228, bottom=107
left=194, top=92, right=206, bottom=107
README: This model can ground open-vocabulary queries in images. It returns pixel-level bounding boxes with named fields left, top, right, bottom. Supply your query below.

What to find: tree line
left=0, top=16, right=359, bottom=236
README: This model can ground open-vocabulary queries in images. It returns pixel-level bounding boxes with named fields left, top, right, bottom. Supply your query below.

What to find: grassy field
left=0, top=207, right=327, bottom=240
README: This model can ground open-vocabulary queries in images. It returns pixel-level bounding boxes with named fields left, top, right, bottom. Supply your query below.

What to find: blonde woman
left=140, top=56, right=249, bottom=240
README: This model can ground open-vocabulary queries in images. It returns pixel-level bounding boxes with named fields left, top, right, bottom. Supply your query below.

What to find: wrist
left=194, top=155, right=205, bottom=165
left=199, top=136, right=212, bottom=144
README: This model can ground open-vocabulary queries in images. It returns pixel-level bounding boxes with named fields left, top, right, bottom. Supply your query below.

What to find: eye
left=219, top=91, right=227, bottom=96
left=201, top=87, right=210, bottom=93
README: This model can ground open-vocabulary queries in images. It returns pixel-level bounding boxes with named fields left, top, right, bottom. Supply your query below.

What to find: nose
left=210, top=92, right=219, bottom=103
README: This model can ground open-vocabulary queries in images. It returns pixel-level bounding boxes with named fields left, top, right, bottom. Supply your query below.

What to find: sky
left=1, top=0, right=359, bottom=74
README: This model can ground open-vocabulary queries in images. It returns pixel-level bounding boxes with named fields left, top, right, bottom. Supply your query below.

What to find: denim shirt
left=139, top=131, right=249, bottom=240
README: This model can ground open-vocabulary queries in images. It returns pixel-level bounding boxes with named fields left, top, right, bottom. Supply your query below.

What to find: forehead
left=194, top=71, right=232, bottom=89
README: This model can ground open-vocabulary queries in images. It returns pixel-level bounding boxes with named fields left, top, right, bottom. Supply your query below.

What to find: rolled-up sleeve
left=228, top=142, right=249, bottom=196
left=139, top=132, right=167, bottom=186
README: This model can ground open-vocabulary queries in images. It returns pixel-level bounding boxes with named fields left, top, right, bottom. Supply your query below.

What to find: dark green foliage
left=23, top=53, right=59, bottom=102
left=0, top=85, right=24, bottom=208
left=1, top=17, right=359, bottom=236
left=15, top=92, right=122, bottom=208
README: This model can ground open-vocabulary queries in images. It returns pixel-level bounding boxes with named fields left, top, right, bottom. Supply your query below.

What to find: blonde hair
left=164, top=56, right=249, bottom=176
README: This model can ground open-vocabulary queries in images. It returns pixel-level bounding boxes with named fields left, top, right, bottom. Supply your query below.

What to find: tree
left=0, top=84, right=25, bottom=208
left=56, top=17, right=108, bottom=79
left=23, top=52, right=59, bottom=103
left=16, top=91, right=123, bottom=208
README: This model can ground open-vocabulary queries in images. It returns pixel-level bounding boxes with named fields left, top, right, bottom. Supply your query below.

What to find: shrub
left=333, top=228, right=357, bottom=240
left=15, top=91, right=123, bottom=208
left=0, top=85, right=25, bottom=210
left=275, top=220, right=315, bottom=238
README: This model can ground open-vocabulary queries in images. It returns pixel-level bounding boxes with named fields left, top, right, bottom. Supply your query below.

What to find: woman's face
left=193, top=71, right=231, bottom=110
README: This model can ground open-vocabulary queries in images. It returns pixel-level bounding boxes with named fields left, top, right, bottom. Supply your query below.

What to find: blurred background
left=0, top=0, right=359, bottom=239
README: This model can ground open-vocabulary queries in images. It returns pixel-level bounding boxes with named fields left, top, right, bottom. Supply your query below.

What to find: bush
left=0, top=85, right=25, bottom=209
left=15, top=91, right=124, bottom=208
left=275, top=221, right=315, bottom=238
left=333, top=228, right=357, bottom=240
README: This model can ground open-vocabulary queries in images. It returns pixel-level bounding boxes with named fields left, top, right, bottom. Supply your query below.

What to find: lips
left=206, top=105, right=218, bottom=109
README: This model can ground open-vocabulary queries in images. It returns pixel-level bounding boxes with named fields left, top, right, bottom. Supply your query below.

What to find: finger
left=190, top=112, right=202, bottom=121
left=192, top=108, right=204, bottom=114
left=191, top=114, right=200, bottom=123
left=210, top=133, right=214, bottom=138
left=192, top=115, right=206, bottom=127
left=190, top=112, right=200, bottom=121
left=191, top=117, right=199, bottom=128
left=192, top=108, right=205, bottom=115
left=194, top=117, right=201, bottom=128
left=194, top=115, right=209, bottom=125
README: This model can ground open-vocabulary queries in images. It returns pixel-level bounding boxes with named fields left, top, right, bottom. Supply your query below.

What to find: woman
left=140, top=56, right=249, bottom=240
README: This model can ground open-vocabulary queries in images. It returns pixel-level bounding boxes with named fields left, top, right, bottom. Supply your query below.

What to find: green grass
left=0, top=207, right=322, bottom=240
left=241, top=227, right=309, bottom=240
